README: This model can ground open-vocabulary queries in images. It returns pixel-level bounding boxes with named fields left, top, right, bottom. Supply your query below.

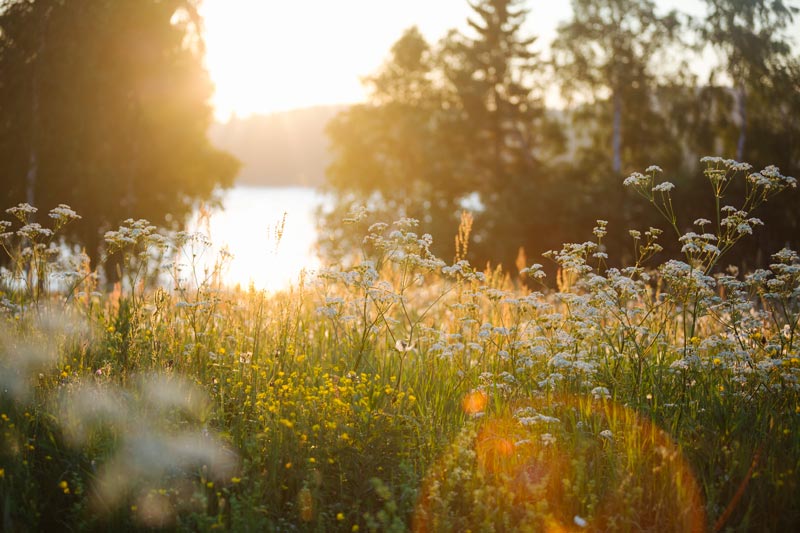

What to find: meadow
left=1, top=158, right=799, bottom=531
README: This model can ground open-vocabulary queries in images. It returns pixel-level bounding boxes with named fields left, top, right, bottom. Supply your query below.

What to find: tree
left=440, top=0, right=565, bottom=265
left=323, top=2, right=566, bottom=269
left=688, top=0, right=800, bottom=262
left=442, top=1, right=543, bottom=186
left=0, top=0, right=239, bottom=261
left=699, top=0, right=798, bottom=160
left=548, top=0, right=690, bottom=264
left=553, top=0, right=682, bottom=176
left=326, top=27, right=454, bottom=207
left=321, top=27, right=469, bottom=261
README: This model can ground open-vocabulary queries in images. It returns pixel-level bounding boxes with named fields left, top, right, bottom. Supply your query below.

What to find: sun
left=200, top=1, right=371, bottom=119
left=199, top=0, right=496, bottom=120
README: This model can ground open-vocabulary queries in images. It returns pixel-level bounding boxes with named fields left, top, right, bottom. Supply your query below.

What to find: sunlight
left=3, top=0, right=800, bottom=529
left=189, top=187, right=323, bottom=292
left=201, top=1, right=363, bottom=118
left=200, top=0, right=572, bottom=119
left=201, top=1, right=709, bottom=119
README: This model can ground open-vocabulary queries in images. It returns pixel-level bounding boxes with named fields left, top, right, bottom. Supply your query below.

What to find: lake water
left=190, top=186, right=324, bottom=291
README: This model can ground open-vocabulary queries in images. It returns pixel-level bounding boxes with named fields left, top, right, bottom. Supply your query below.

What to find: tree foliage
left=323, top=0, right=800, bottom=272
left=0, top=0, right=239, bottom=260
left=553, top=0, right=686, bottom=176
left=681, top=0, right=800, bottom=261
left=441, top=0, right=565, bottom=265
left=324, top=1, right=565, bottom=267
left=321, top=27, right=465, bottom=261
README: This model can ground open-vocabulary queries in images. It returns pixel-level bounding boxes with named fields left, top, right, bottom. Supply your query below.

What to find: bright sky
left=201, top=0, right=707, bottom=120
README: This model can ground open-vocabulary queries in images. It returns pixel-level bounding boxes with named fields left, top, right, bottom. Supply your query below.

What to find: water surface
left=191, top=186, right=323, bottom=291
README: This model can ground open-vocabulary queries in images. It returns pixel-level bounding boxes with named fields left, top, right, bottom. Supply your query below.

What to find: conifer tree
left=440, top=0, right=564, bottom=265
left=324, top=2, right=567, bottom=267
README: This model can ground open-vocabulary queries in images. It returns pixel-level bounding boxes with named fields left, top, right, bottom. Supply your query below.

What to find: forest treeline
left=321, top=0, right=800, bottom=272
left=1, top=0, right=798, bottom=273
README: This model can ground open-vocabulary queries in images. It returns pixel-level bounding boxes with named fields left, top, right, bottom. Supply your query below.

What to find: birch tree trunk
left=612, top=90, right=622, bottom=174
left=26, top=76, right=39, bottom=208
left=736, top=82, right=747, bottom=161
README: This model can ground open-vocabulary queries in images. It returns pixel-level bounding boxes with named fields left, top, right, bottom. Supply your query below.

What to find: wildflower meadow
left=1, top=158, right=799, bottom=531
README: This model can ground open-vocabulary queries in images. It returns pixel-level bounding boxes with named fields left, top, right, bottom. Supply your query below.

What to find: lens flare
left=462, top=390, right=488, bottom=415
left=414, top=393, right=706, bottom=532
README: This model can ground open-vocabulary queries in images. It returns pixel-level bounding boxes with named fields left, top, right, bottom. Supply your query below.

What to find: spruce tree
left=441, top=0, right=564, bottom=266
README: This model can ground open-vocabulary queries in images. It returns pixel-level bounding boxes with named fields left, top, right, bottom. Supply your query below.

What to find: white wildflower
left=652, top=181, right=675, bottom=193
left=623, top=172, right=648, bottom=187
left=540, top=433, right=557, bottom=446
left=6, top=203, right=37, bottom=221
left=48, top=204, right=81, bottom=223
left=591, top=386, right=611, bottom=400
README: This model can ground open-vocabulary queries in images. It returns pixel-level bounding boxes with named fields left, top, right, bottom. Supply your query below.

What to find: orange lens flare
left=414, top=393, right=706, bottom=532
left=462, top=390, right=488, bottom=415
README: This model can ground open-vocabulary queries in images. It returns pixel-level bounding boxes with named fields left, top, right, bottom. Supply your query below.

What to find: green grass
left=1, top=158, right=799, bottom=531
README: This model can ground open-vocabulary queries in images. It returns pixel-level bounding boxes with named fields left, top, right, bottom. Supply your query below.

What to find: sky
left=201, top=0, right=706, bottom=120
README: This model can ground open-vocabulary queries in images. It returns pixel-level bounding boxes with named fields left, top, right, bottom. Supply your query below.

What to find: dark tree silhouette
left=0, top=0, right=239, bottom=261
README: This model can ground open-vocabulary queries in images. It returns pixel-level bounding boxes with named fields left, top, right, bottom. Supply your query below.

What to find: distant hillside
left=209, top=105, right=347, bottom=187
left=210, top=104, right=571, bottom=188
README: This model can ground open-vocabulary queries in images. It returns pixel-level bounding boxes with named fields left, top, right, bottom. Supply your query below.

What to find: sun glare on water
left=189, top=188, right=323, bottom=292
